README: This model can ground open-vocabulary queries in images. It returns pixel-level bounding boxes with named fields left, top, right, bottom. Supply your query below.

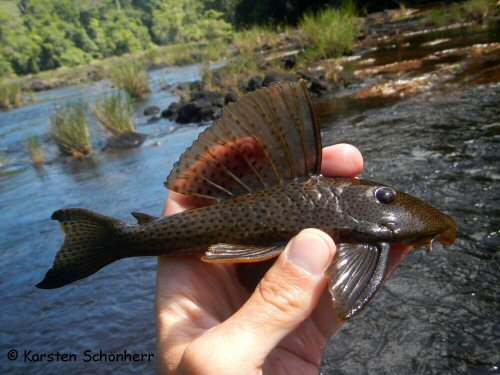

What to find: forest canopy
left=0, top=0, right=445, bottom=78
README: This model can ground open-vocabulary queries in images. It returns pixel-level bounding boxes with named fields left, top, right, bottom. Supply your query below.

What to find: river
left=0, top=21, right=499, bottom=374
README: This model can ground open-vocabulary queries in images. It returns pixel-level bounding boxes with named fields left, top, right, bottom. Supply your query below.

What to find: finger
left=191, top=229, right=335, bottom=367
left=321, top=143, right=363, bottom=177
left=163, top=191, right=213, bottom=216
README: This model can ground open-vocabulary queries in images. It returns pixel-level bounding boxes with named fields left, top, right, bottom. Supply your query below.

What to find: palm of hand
left=157, top=251, right=338, bottom=374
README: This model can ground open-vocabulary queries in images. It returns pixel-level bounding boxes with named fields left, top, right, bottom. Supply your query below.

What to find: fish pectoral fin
left=328, top=242, right=390, bottom=320
left=131, top=212, right=158, bottom=224
left=202, top=243, right=286, bottom=263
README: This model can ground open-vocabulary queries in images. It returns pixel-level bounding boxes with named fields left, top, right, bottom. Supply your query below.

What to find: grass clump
left=426, top=1, right=497, bottom=26
left=26, top=135, right=45, bottom=165
left=300, top=3, right=359, bottom=62
left=203, top=56, right=261, bottom=94
left=109, top=60, right=150, bottom=99
left=51, top=104, right=92, bottom=157
left=94, top=92, right=135, bottom=136
left=0, top=81, right=23, bottom=110
left=463, top=0, right=497, bottom=20
left=233, top=26, right=283, bottom=56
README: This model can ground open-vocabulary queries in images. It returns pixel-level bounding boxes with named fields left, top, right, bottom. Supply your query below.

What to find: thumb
left=202, top=229, right=335, bottom=367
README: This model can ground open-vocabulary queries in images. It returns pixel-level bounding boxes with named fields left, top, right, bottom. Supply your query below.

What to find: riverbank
left=2, top=1, right=497, bottom=112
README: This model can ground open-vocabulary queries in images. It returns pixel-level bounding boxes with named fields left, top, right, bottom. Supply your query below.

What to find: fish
left=37, top=80, right=456, bottom=320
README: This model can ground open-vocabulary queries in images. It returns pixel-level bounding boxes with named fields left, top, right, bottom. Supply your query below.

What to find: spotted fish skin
left=119, top=176, right=454, bottom=257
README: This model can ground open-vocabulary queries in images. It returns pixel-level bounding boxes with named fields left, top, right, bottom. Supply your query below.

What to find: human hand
left=156, top=144, right=410, bottom=374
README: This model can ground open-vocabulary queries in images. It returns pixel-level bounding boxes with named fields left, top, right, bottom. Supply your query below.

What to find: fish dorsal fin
left=131, top=212, right=158, bottom=224
left=165, top=80, right=322, bottom=200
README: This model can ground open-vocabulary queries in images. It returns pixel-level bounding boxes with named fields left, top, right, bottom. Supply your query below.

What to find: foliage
left=0, top=0, right=235, bottom=77
left=425, top=0, right=497, bottom=26
left=108, top=60, right=150, bottom=99
left=463, top=0, right=497, bottom=20
left=233, top=26, right=284, bottom=56
left=0, top=80, right=23, bottom=110
left=93, top=92, right=135, bottom=136
left=26, top=135, right=45, bottom=164
left=51, top=103, right=92, bottom=157
left=300, top=3, right=360, bottom=62
left=203, top=54, right=263, bottom=94
left=151, top=0, right=232, bottom=44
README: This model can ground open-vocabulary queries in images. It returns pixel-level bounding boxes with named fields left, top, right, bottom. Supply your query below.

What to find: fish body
left=96, top=176, right=453, bottom=257
left=38, top=81, right=456, bottom=320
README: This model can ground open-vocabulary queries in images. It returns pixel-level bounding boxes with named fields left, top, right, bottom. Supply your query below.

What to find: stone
left=161, top=102, right=182, bottom=120
left=143, top=106, right=160, bottom=116
left=246, top=75, right=263, bottom=92
left=225, top=90, right=238, bottom=105
left=103, top=132, right=147, bottom=151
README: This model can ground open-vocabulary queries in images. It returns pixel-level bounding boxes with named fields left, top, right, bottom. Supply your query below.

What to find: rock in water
left=103, top=132, right=147, bottom=151
left=162, top=102, right=182, bottom=120
left=143, top=106, right=160, bottom=116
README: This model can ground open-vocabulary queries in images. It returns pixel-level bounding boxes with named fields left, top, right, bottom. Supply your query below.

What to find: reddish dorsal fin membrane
left=164, top=80, right=322, bottom=200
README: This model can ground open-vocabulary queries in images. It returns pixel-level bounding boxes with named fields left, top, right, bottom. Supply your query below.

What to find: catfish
left=37, top=80, right=456, bottom=320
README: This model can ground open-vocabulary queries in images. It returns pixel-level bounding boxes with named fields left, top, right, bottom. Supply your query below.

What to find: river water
left=1, top=22, right=499, bottom=374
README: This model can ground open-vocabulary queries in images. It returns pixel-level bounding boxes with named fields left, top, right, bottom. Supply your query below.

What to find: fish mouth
left=409, top=226, right=457, bottom=249
left=433, top=227, right=456, bottom=246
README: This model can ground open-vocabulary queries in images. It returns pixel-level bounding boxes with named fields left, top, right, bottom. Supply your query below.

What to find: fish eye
left=375, top=187, right=396, bottom=204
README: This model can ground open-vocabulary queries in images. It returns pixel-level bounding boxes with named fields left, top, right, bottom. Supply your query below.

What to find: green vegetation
left=425, top=0, right=498, bottom=26
left=0, top=0, right=235, bottom=78
left=0, top=81, right=23, bottom=110
left=300, top=3, right=360, bottom=62
left=463, top=0, right=497, bottom=20
left=203, top=56, right=261, bottom=94
left=108, top=60, right=150, bottom=99
left=26, top=135, right=45, bottom=164
left=51, top=104, right=92, bottom=157
left=151, top=2, right=232, bottom=44
left=93, top=92, right=135, bottom=136
left=232, top=26, right=285, bottom=55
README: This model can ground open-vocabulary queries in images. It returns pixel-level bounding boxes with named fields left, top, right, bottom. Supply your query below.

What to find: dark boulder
left=225, top=90, right=238, bottom=105
left=103, top=132, right=147, bottom=151
left=161, top=102, right=182, bottom=120
left=143, top=105, right=160, bottom=116
left=309, top=77, right=331, bottom=96
left=282, top=55, right=297, bottom=70
left=246, top=75, right=263, bottom=92
left=192, top=90, right=224, bottom=108
left=176, top=99, right=218, bottom=124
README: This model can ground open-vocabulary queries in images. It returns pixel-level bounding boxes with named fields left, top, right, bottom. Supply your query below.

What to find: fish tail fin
left=36, top=208, right=125, bottom=289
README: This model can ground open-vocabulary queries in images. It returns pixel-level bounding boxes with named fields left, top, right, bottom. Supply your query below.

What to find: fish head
left=338, top=179, right=456, bottom=247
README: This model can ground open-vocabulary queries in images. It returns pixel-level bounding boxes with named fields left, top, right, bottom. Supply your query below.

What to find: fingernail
left=286, top=229, right=334, bottom=275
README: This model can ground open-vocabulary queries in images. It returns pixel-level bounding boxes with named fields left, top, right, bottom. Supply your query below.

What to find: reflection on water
left=0, top=22, right=499, bottom=375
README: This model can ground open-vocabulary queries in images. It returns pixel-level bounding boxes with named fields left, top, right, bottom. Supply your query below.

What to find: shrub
left=26, top=135, right=45, bottom=165
left=300, top=3, right=359, bottom=62
left=109, top=60, right=150, bottom=99
left=0, top=81, right=22, bottom=110
left=94, top=92, right=135, bottom=136
left=463, top=0, right=497, bottom=20
left=51, top=104, right=92, bottom=157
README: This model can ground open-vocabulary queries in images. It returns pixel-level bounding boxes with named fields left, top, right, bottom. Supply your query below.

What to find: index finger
left=164, top=143, right=364, bottom=215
